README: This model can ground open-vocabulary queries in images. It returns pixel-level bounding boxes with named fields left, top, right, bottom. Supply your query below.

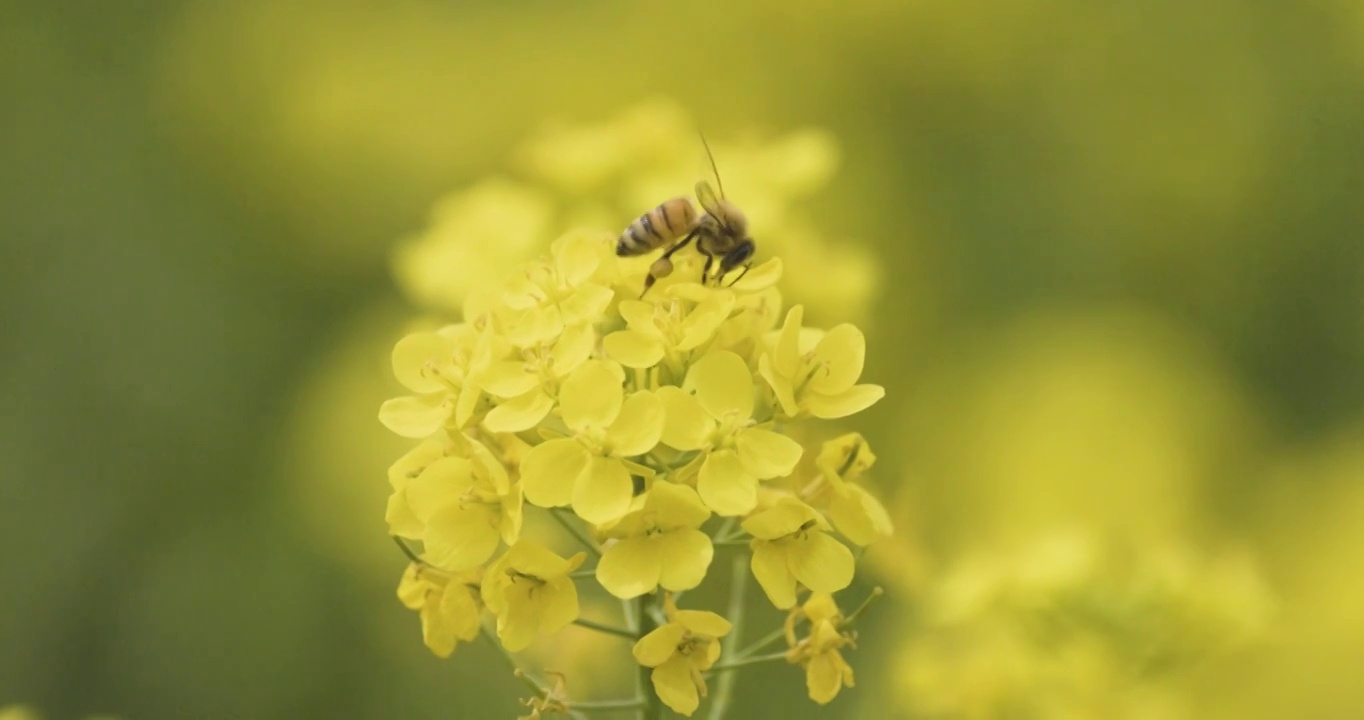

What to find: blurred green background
left=4, top=0, right=1364, bottom=718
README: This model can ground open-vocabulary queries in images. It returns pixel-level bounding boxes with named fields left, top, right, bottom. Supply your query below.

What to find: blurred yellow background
left=4, top=0, right=1363, bottom=718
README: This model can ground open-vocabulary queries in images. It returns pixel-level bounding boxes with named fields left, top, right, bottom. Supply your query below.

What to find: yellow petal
left=560, top=283, right=614, bottom=325
left=677, top=292, right=735, bottom=351
left=537, top=576, right=581, bottom=637
left=483, top=390, right=554, bottom=433
left=478, top=361, right=539, bottom=398
left=438, top=581, right=482, bottom=643
left=405, top=457, right=474, bottom=521
left=656, top=529, right=713, bottom=591
left=379, top=394, right=450, bottom=438
left=773, top=305, right=804, bottom=378
left=808, top=324, right=865, bottom=395
left=758, top=354, right=799, bottom=418
left=751, top=542, right=798, bottom=609
left=552, top=231, right=603, bottom=285
left=657, top=387, right=715, bottom=451
left=741, top=498, right=821, bottom=540
left=789, top=532, right=855, bottom=595
left=387, top=439, right=445, bottom=491
left=729, top=256, right=783, bottom=292
left=520, top=438, right=588, bottom=508
left=606, top=391, right=664, bottom=457
left=551, top=322, right=595, bottom=375
left=423, top=504, right=501, bottom=571
left=572, top=456, right=634, bottom=524
left=735, top=428, right=804, bottom=479
left=391, top=332, right=453, bottom=393
left=646, top=481, right=711, bottom=529
left=683, top=351, right=754, bottom=421
left=804, top=384, right=884, bottom=419
left=386, top=489, right=422, bottom=538
left=674, top=609, right=732, bottom=638
left=504, top=541, right=578, bottom=578
left=829, top=484, right=894, bottom=546
left=604, top=330, right=666, bottom=368
left=453, top=384, right=481, bottom=428
left=397, top=564, right=426, bottom=609
left=498, top=586, right=541, bottom=652
left=652, top=656, right=701, bottom=716
left=634, top=623, right=687, bottom=667
left=560, top=359, right=624, bottom=431
left=696, top=450, right=758, bottom=517
left=617, top=299, right=660, bottom=333
left=596, top=536, right=662, bottom=599
left=806, top=651, right=848, bottom=704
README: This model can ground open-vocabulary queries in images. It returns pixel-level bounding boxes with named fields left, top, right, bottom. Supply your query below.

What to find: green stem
left=734, top=625, right=789, bottom=659
left=637, top=595, right=664, bottom=720
left=707, top=555, right=748, bottom=720
left=843, top=586, right=885, bottom=627
left=708, top=651, right=789, bottom=673
left=550, top=507, right=603, bottom=558
left=573, top=698, right=648, bottom=712
left=572, top=617, right=637, bottom=640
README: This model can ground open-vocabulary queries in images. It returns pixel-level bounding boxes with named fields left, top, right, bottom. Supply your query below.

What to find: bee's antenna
left=699, top=130, right=725, bottom=199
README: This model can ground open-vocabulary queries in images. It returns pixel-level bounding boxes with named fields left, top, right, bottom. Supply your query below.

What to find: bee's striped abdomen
left=617, top=197, right=697, bottom=256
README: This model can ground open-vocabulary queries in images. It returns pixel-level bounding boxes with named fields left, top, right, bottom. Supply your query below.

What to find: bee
left=616, top=134, right=757, bottom=296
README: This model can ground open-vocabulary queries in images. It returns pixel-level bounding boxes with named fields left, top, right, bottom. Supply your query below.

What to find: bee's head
left=720, top=241, right=755, bottom=272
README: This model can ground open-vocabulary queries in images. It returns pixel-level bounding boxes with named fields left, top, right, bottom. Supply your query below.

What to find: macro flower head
left=379, top=110, right=890, bottom=715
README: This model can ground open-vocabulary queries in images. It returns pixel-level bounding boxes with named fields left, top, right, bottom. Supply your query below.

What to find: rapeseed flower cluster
left=889, top=531, right=1274, bottom=720
left=380, top=139, right=890, bottom=714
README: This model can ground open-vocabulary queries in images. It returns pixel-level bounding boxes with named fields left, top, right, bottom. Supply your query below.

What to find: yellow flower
left=478, top=322, right=595, bottom=433
left=743, top=497, right=855, bottom=609
left=378, top=324, right=501, bottom=437
left=595, top=481, right=713, bottom=599
left=481, top=542, right=586, bottom=652
left=632, top=599, right=733, bottom=716
left=388, top=437, right=522, bottom=571
left=603, top=290, right=736, bottom=374
left=658, top=351, right=804, bottom=516
left=499, top=232, right=614, bottom=347
left=520, top=359, right=664, bottom=524
left=784, top=593, right=856, bottom=704
left=759, top=305, right=884, bottom=420
left=397, top=562, right=482, bottom=658
left=813, top=433, right=893, bottom=546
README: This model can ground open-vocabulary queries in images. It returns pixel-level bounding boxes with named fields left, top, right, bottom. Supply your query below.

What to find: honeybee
left=616, top=135, right=757, bottom=296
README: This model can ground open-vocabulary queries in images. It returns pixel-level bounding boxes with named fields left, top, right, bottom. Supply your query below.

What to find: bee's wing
left=695, top=180, right=724, bottom=220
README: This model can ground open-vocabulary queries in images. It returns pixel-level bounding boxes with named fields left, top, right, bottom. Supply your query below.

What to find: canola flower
left=379, top=122, right=891, bottom=718
left=885, top=531, right=1274, bottom=720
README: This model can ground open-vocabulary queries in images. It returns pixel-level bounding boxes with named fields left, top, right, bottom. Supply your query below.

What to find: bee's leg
left=641, top=229, right=700, bottom=298
left=724, top=263, right=752, bottom=287
left=700, top=251, right=716, bottom=286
